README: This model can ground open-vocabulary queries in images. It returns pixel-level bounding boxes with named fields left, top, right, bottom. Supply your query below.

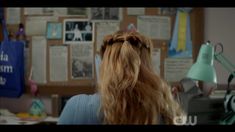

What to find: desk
left=38, top=116, right=58, bottom=125
left=0, top=116, right=58, bottom=125
left=188, top=97, right=225, bottom=125
left=0, top=116, right=38, bottom=125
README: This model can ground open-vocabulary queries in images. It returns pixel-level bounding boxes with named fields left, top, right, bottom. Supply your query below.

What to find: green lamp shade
left=187, top=43, right=217, bottom=83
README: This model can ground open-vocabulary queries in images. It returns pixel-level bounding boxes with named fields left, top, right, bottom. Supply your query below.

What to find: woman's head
left=98, top=31, right=184, bottom=124
left=100, top=31, right=153, bottom=87
left=74, top=24, right=78, bottom=29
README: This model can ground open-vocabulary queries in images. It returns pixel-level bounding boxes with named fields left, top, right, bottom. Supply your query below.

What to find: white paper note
left=32, top=36, right=47, bottom=84
left=95, top=54, right=101, bottom=82
left=96, top=22, right=119, bottom=51
left=6, top=8, right=21, bottom=24
left=24, top=7, right=68, bottom=16
left=152, top=48, right=161, bottom=74
left=137, top=16, right=171, bottom=40
left=53, top=8, right=67, bottom=16
left=67, top=8, right=87, bottom=16
left=71, top=43, right=93, bottom=79
left=24, top=8, right=43, bottom=15
left=25, top=16, right=58, bottom=36
left=49, top=46, right=68, bottom=82
left=164, top=58, right=193, bottom=82
left=127, top=8, right=145, bottom=15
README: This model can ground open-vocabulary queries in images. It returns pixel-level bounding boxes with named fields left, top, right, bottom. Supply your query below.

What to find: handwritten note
left=137, top=16, right=171, bottom=40
left=49, top=46, right=68, bottom=82
left=164, top=58, right=193, bottom=82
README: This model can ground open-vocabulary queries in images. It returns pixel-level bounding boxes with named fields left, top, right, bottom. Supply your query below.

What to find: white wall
left=204, top=8, right=235, bottom=84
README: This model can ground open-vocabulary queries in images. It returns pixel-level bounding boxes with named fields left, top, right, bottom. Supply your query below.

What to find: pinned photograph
left=46, top=22, right=62, bottom=39
left=63, top=19, right=94, bottom=44
left=71, top=44, right=93, bottom=79
left=90, top=8, right=121, bottom=21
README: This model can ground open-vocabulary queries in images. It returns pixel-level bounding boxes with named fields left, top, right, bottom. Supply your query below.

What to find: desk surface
left=188, top=96, right=225, bottom=125
left=0, top=116, right=58, bottom=125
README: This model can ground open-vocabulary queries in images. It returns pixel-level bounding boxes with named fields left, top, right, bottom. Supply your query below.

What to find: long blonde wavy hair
left=98, top=31, right=184, bottom=124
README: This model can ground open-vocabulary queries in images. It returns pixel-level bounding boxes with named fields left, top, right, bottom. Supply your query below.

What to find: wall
left=204, top=8, right=235, bottom=84
left=0, top=8, right=204, bottom=115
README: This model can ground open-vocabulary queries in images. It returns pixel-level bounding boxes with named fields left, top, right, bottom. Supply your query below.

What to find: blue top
left=58, top=93, right=102, bottom=124
left=58, top=93, right=164, bottom=125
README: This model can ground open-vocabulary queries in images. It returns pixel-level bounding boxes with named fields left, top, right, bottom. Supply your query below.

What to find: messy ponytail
left=99, top=31, right=183, bottom=124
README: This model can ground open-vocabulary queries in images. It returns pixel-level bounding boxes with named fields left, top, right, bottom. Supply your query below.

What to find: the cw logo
left=173, top=116, right=197, bottom=125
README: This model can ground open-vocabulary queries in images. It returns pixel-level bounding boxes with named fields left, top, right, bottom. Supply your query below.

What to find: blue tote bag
left=0, top=20, right=24, bottom=97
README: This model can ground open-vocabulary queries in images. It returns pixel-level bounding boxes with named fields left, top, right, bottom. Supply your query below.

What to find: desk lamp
left=186, top=41, right=235, bottom=124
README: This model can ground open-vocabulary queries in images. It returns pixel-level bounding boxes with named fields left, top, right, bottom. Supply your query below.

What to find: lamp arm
left=214, top=51, right=235, bottom=115
left=207, top=43, right=235, bottom=117
left=214, top=53, right=235, bottom=78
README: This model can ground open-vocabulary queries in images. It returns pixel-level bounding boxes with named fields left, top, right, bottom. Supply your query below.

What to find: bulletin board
left=0, top=8, right=204, bottom=96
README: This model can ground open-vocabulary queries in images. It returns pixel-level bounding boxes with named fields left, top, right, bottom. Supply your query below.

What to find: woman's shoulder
left=67, top=93, right=100, bottom=108
left=58, top=93, right=101, bottom=124
left=69, top=92, right=99, bottom=101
